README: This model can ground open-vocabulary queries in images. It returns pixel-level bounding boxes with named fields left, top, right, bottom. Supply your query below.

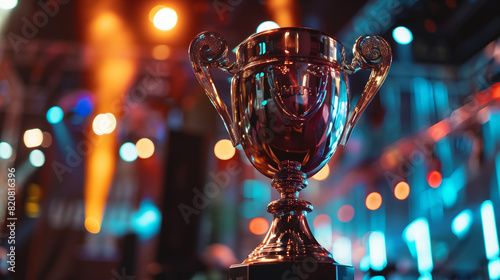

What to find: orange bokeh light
left=427, top=171, right=442, bottom=188
left=365, top=192, right=382, bottom=210
left=337, top=205, right=355, bottom=223
left=249, top=217, right=269, bottom=235
left=136, top=138, right=155, bottom=159
left=214, top=139, right=235, bottom=160
left=152, top=45, right=171, bottom=60
left=312, top=164, right=330, bottom=181
left=394, top=181, right=410, bottom=200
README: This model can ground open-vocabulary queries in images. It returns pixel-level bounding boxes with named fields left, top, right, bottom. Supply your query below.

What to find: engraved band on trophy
left=189, top=27, right=392, bottom=279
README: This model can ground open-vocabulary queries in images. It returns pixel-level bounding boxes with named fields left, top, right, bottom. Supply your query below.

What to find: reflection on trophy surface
left=189, top=27, right=391, bottom=279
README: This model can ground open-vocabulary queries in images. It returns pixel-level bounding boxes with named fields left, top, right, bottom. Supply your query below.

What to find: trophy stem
left=242, top=160, right=335, bottom=264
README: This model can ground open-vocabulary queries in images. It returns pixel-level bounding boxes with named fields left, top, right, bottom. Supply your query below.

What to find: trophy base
left=229, top=262, right=354, bottom=280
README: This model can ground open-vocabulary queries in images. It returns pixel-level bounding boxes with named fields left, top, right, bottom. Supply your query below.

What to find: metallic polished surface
left=243, top=161, right=334, bottom=264
left=189, top=27, right=392, bottom=267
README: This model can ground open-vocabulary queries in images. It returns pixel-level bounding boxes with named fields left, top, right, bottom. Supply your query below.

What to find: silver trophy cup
left=189, top=27, right=391, bottom=279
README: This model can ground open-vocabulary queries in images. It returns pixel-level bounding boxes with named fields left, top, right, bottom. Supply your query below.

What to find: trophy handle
left=189, top=32, right=240, bottom=146
left=340, top=34, right=392, bottom=146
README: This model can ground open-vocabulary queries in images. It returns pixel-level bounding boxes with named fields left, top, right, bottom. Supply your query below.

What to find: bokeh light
left=256, top=21, right=280, bottom=33
left=92, top=113, right=117, bottom=135
left=76, top=97, right=93, bottom=116
left=249, top=217, right=269, bottom=235
left=29, top=149, right=45, bottom=167
left=41, top=132, right=53, bottom=148
left=313, top=213, right=332, bottom=228
left=214, top=139, right=235, bottom=160
left=136, top=138, right=155, bottom=159
left=120, top=142, right=138, bottom=162
left=337, top=205, right=355, bottom=223
left=0, top=142, right=13, bottom=159
left=46, top=106, right=64, bottom=124
left=312, top=164, right=330, bottom=181
left=427, top=171, right=442, bottom=188
left=0, top=0, right=17, bottom=10
left=23, top=128, right=43, bottom=148
left=392, top=26, right=413, bottom=45
left=394, top=181, right=410, bottom=200
left=152, top=45, right=171, bottom=60
left=153, top=7, right=177, bottom=31
left=366, top=192, right=382, bottom=210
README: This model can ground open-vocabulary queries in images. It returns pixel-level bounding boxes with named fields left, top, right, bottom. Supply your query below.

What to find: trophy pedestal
left=229, top=262, right=354, bottom=280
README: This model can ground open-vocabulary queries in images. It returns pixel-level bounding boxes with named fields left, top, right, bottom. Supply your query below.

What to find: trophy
left=189, top=27, right=391, bottom=279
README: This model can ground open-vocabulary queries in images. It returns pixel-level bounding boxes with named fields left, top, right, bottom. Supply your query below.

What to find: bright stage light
left=393, top=26, right=413, bottom=45
left=29, top=149, right=45, bottom=167
left=214, top=139, right=235, bottom=160
left=0, top=0, right=17, bottom=10
left=136, top=138, right=155, bottom=159
left=369, top=231, right=387, bottom=271
left=256, top=21, right=280, bottom=33
left=24, top=128, right=43, bottom=148
left=153, top=7, right=177, bottom=31
left=120, top=142, right=138, bottom=162
left=92, top=113, right=117, bottom=135
left=0, top=142, right=13, bottom=159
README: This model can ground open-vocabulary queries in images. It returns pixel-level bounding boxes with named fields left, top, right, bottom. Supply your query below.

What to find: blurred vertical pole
left=266, top=0, right=301, bottom=27
left=79, top=1, right=138, bottom=233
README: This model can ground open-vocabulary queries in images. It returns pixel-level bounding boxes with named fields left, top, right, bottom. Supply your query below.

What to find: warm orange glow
left=249, top=217, right=269, bottom=235
left=23, top=128, right=43, bottom=148
left=313, top=213, right=332, bottom=228
left=25, top=202, right=40, bottom=218
left=85, top=217, right=101, bottom=234
left=380, top=150, right=398, bottom=169
left=153, top=7, right=177, bottom=31
left=429, top=120, right=450, bottom=141
left=136, top=138, right=155, bottom=159
left=152, top=45, right=171, bottom=60
left=365, top=192, right=382, bottom=210
left=427, top=171, right=442, bottom=188
left=214, top=139, right=235, bottom=160
left=267, top=0, right=300, bottom=27
left=149, top=5, right=166, bottom=22
left=312, top=164, right=330, bottom=181
left=337, top=205, right=355, bottom=223
left=82, top=2, right=138, bottom=234
left=394, top=181, right=410, bottom=200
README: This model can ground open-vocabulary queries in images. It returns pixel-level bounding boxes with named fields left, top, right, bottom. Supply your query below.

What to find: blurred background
left=0, top=0, right=500, bottom=279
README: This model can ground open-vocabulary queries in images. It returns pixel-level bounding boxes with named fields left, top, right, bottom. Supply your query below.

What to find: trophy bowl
left=189, top=27, right=391, bottom=279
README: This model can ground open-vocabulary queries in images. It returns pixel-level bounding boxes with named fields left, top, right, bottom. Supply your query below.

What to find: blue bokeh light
left=119, top=142, right=138, bottom=162
left=29, top=149, right=45, bottom=167
left=46, top=106, right=64, bottom=124
left=132, top=199, right=162, bottom=240
left=393, top=26, right=413, bottom=45
left=0, top=142, right=13, bottom=159
left=256, top=21, right=280, bottom=33
left=76, top=97, right=93, bottom=116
